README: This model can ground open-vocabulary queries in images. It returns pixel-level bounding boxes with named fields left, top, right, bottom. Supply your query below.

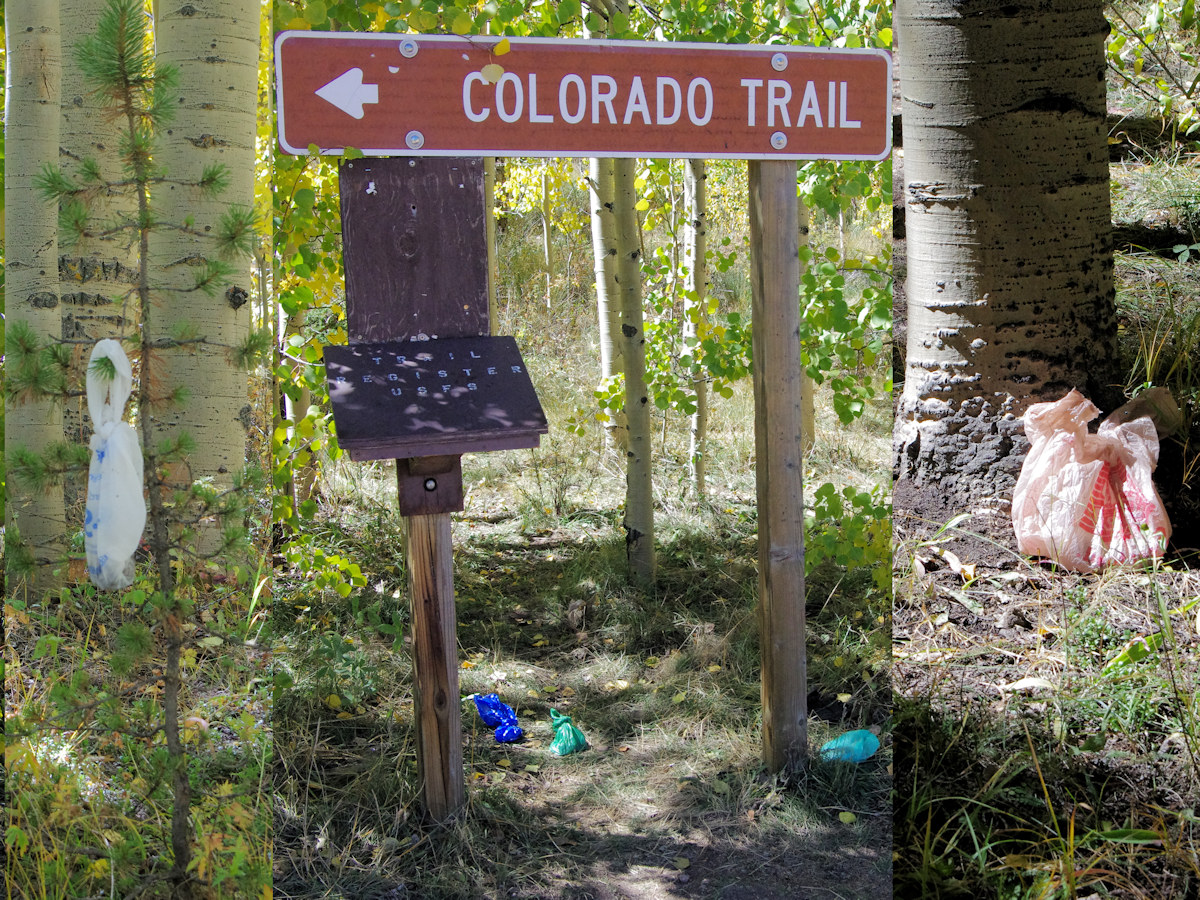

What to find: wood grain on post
left=748, top=160, right=808, bottom=772
left=405, top=513, right=465, bottom=820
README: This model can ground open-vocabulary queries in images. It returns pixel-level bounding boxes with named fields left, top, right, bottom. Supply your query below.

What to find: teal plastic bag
left=548, top=709, right=587, bottom=756
left=818, top=729, right=880, bottom=764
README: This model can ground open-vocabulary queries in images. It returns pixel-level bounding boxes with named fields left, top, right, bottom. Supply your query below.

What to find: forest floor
left=271, top=295, right=894, bottom=900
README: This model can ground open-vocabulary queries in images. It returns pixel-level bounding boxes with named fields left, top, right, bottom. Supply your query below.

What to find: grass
left=4, top=569, right=273, bottom=899
left=273, top=368, right=893, bottom=897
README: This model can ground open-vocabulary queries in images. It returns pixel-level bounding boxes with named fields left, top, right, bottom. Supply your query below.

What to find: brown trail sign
left=277, top=33, right=890, bottom=821
left=276, top=33, right=891, bottom=161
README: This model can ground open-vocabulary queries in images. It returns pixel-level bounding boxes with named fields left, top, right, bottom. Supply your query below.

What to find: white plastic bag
left=1011, top=389, right=1171, bottom=572
left=84, top=339, right=147, bottom=590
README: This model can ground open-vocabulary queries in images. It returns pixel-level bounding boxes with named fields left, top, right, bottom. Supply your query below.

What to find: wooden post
left=406, top=513, right=464, bottom=819
left=748, top=160, right=808, bottom=772
left=339, top=156, right=489, bottom=820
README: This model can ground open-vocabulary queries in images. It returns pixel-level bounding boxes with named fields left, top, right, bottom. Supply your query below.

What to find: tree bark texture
left=895, top=0, right=1116, bottom=520
left=748, top=160, right=808, bottom=773
left=149, top=0, right=258, bottom=552
left=683, top=159, right=710, bottom=497
left=541, top=161, right=554, bottom=308
left=59, top=0, right=139, bottom=479
left=613, top=157, right=656, bottom=585
left=5, top=0, right=67, bottom=595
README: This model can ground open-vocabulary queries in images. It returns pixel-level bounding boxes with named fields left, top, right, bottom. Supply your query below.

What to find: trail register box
left=324, top=335, right=548, bottom=461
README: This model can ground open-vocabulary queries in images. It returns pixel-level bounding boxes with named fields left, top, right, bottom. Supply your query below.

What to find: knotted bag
left=1011, top=389, right=1170, bottom=572
left=84, top=339, right=146, bottom=590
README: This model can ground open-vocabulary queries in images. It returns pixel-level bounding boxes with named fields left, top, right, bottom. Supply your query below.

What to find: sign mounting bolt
left=771, top=52, right=788, bottom=71
left=400, top=38, right=419, bottom=58
left=770, top=131, right=787, bottom=150
left=424, top=478, right=438, bottom=492
left=406, top=130, right=425, bottom=150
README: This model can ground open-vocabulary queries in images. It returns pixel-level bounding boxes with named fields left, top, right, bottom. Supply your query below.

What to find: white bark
left=149, top=0, right=259, bottom=553
left=59, top=0, right=140, bottom=469
left=5, top=0, right=67, bottom=593
left=683, top=159, right=710, bottom=496
left=895, top=0, right=1115, bottom=514
left=614, top=156, right=656, bottom=585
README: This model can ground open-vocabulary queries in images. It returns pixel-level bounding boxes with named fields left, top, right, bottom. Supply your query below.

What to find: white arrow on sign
left=315, top=68, right=379, bottom=119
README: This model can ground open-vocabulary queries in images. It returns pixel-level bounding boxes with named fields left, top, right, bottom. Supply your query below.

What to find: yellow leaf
left=837, top=693, right=852, bottom=703
left=645, top=656, right=660, bottom=668
left=672, top=691, right=687, bottom=704
left=527, top=689, right=539, bottom=697
left=635, top=199, right=650, bottom=211
left=839, top=811, right=857, bottom=825
left=673, top=857, right=691, bottom=870
left=497, top=758, right=512, bottom=768
left=481, top=63, right=504, bottom=84
left=451, top=11, right=472, bottom=34
left=524, top=764, right=541, bottom=773
left=707, top=664, right=722, bottom=673
left=495, top=38, right=511, bottom=56
left=325, top=694, right=342, bottom=709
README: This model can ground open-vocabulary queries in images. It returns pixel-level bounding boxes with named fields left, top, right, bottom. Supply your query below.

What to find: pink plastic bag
left=1011, top=389, right=1171, bottom=572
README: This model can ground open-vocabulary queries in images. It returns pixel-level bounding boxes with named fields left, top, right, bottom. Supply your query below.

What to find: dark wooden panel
left=324, top=335, right=548, bottom=460
left=339, top=157, right=489, bottom=342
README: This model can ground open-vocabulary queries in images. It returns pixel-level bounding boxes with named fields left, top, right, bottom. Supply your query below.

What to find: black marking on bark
left=226, top=285, right=249, bottom=310
left=29, top=292, right=59, bottom=309
left=622, top=324, right=637, bottom=338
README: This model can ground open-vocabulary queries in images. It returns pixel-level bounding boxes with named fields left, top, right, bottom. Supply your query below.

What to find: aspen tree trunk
left=613, top=157, right=656, bottom=585
left=149, top=0, right=259, bottom=554
left=895, top=0, right=1115, bottom=522
left=683, top=160, right=710, bottom=497
left=588, top=156, right=628, bottom=448
left=541, top=161, right=554, bottom=308
left=59, top=0, right=139, bottom=508
left=5, top=0, right=66, bottom=596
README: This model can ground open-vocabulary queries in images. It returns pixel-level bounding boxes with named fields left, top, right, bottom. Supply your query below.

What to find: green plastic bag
left=548, top=708, right=588, bottom=756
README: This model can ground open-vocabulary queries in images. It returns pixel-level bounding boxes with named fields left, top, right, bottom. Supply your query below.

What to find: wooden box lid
left=324, top=335, right=548, bottom=461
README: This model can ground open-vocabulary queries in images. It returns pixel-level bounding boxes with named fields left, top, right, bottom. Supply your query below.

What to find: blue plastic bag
left=471, top=693, right=524, bottom=743
left=818, top=729, right=880, bottom=764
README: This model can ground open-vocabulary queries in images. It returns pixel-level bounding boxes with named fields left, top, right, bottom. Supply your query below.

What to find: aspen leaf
left=497, top=758, right=512, bottom=768
left=672, top=691, right=687, bottom=704
left=839, top=811, right=857, bottom=825
left=673, top=857, right=691, bottom=870
left=644, top=656, right=660, bottom=668
left=325, top=694, right=342, bottom=709
left=304, top=1, right=327, bottom=24
left=635, top=199, right=650, bottom=211
left=481, top=63, right=505, bottom=84
left=451, top=11, right=472, bottom=34
left=494, top=38, right=511, bottom=55
left=837, top=693, right=852, bottom=703
left=711, top=778, right=730, bottom=795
